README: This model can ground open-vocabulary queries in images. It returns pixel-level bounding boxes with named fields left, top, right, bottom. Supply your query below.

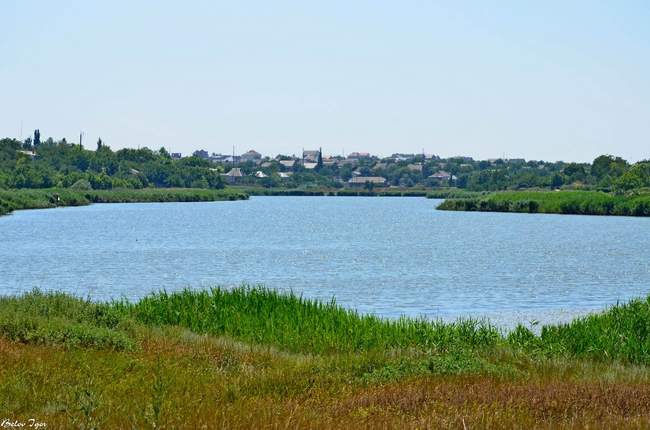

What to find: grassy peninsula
left=0, top=188, right=248, bottom=216
left=3, top=288, right=650, bottom=428
left=438, top=190, right=650, bottom=216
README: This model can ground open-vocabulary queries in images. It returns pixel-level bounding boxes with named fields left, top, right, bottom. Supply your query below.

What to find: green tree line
left=0, top=136, right=224, bottom=190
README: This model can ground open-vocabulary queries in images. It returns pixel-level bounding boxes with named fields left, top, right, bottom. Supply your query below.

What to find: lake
left=1, top=196, right=649, bottom=329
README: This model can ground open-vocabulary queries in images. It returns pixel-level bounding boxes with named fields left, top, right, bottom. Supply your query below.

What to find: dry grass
left=3, top=329, right=650, bottom=429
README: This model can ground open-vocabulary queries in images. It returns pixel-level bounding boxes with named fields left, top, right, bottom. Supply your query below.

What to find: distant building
left=240, top=150, right=262, bottom=163
left=278, top=172, right=292, bottom=178
left=338, top=159, right=358, bottom=167
left=303, top=162, right=318, bottom=170
left=211, top=153, right=239, bottom=163
left=254, top=171, right=268, bottom=178
left=347, top=152, right=371, bottom=160
left=18, top=150, right=37, bottom=159
left=279, top=159, right=297, bottom=169
left=222, top=168, right=244, bottom=184
left=407, top=163, right=423, bottom=173
left=428, top=171, right=456, bottom=184
left=322, top=157, right=338, bottom=167
left=193, top=149, right=210, bottom=159
left=391, top=153, right=416, bottom=162
left=171, top=152, right=182, bottom=160
left=348, top=176, right=387, bottom=186
left=302, top=150, right=320, bottom=163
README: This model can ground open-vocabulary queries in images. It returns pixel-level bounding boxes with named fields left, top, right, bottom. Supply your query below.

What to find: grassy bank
left=0, top=188, right=248, bottom=216
left=4, top=288, right=650, bottom=428
left=426, top=189, right=490, bottom=199
left=438, top=190, right=650, bottom=216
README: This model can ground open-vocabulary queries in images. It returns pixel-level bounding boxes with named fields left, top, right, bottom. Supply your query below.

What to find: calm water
left=1, top=196, right=649, bottom=328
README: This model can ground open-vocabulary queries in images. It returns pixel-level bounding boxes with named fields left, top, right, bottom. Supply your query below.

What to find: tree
left=33, top=129, right=40, bottom=147
left=97, top=138, right=103, bottom=151
left=316, top=148, right=323, bottom=171
left=551, top=173, right=564, bottom=188
left=592, top=155, right=628, bottom=179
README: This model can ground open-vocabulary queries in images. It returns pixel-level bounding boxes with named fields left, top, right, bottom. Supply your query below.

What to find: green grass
left=0, top=188, right=248, bottom=216
left=426, top=189, right=490, bottom=199
left=121, top=287, right=500, bottom=354
left=5, top=287, right=650, bottom=365
left=510, top=296, right=650, bottom=364
left=438, top=190, right=650, bottom=216
left=0, top=291, right=135, bottom=350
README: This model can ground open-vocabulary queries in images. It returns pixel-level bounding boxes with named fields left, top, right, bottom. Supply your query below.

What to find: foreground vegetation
left=3, top=288, right=650, bottom=428
left=438, top=190, right=650, bottom=216
left=0, top=188, right=248, bottom=216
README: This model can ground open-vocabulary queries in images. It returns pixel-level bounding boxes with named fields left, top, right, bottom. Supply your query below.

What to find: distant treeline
left=0, top=137, right=225, bottom=190
left=438, top=190, right=650, bottom=217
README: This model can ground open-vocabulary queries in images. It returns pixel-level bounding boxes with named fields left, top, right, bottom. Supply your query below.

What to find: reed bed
left=0, top=188, right=248, bottom=216
left=123, top=287, right=500, bottom=354
left=438, top=190, right=650, bottom=216
left=4, top=287, right=650, bottom=364
left=510, top=296, right=650, bottom=364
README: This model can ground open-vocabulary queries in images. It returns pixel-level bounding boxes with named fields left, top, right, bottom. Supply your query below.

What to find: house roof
left=279, top=159, right=296, bottom=167
left=242, top=150, right=261, bottom=157
left=429, top=171, right=451, bottom=179
left=224, top=168, right=244, bottom=177
left=348, top=176, right=387, bottom=184
left=348, top=152, right=370, bottom=158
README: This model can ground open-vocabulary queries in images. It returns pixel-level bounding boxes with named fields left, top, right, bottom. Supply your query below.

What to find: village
left=175, top=148, right=509, bottom=188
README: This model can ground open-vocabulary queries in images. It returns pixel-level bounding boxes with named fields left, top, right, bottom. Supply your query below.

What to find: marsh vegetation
left=3, top=288, right=650, bottom=428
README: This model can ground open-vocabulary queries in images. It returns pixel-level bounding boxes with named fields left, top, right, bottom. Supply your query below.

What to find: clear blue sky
left=2, top=1, right=649, bottom=162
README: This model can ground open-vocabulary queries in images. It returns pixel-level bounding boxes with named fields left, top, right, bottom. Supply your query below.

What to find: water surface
left=1, top=196, right=649, bottom=328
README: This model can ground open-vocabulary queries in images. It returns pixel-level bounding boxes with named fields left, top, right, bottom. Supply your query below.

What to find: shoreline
left=0, top=188, right=249, bottom=216
left=438, top=190, right=650, bottom=217
left=3, top=188, right=650, bottom=219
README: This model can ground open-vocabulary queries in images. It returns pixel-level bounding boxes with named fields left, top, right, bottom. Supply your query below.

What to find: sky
left=1, top=1, right=649, bottom=162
